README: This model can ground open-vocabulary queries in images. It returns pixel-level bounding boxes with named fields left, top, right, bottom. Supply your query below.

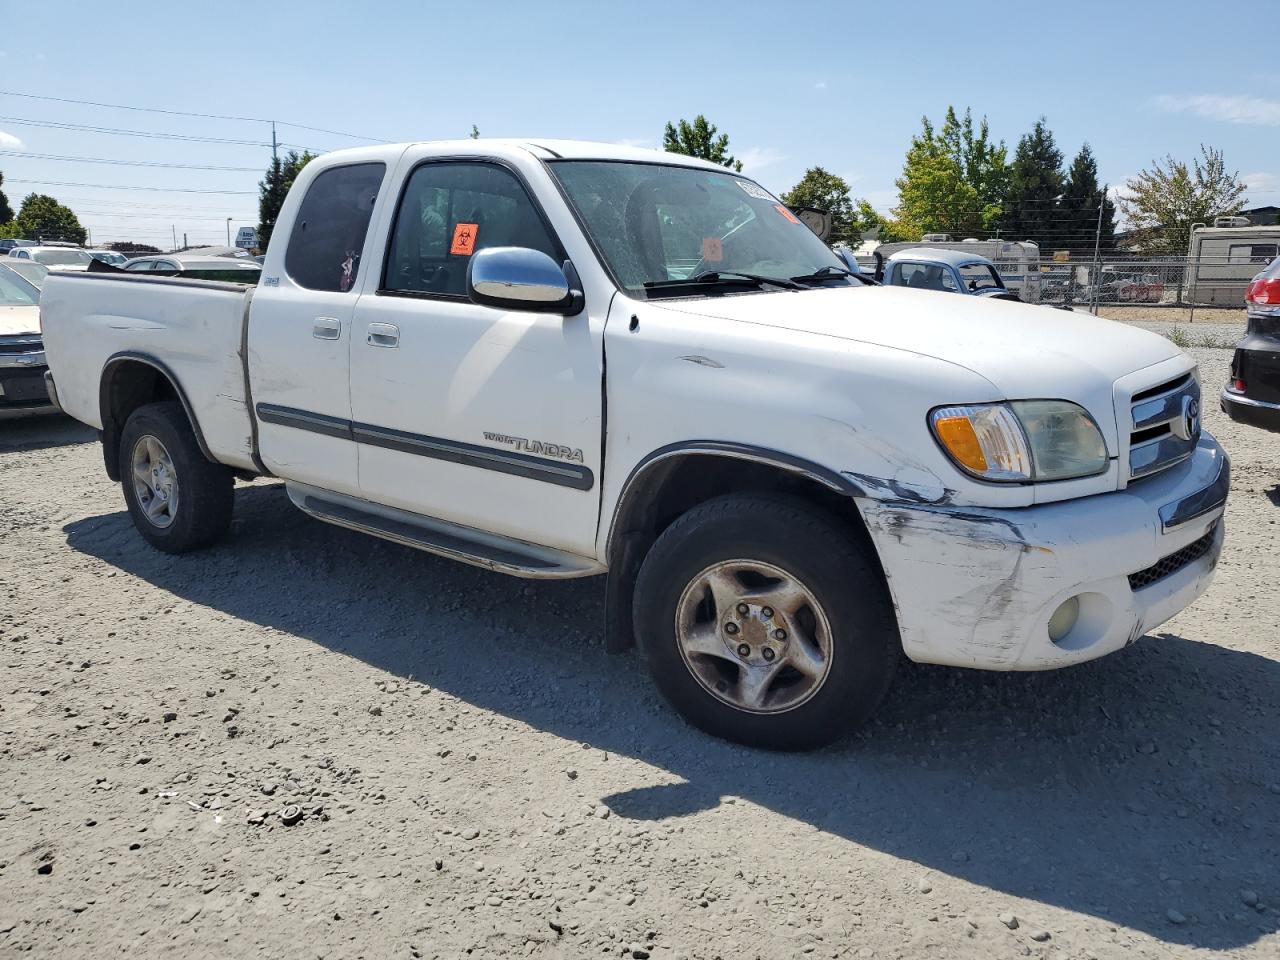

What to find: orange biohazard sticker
left=774, top=204, right=801, bottom=224
left=701, top=237, right=724, bottom=262
left=450, top=222, right=479, bottom=256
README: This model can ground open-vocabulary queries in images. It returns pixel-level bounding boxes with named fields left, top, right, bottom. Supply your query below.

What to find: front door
left=349, top=159, right=604, bottom=556
left=247, top=160, right=387, bottom=497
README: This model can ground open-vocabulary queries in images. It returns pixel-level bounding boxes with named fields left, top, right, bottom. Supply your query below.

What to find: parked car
left=1089, top=270, right=1166, bottom=304
left=3, top=260, right=49, bottom=289
left=41, top=138, right=1229, bottom=749
left=7, top=246, right=94, bottom=272
left=0, top=262, right=56, bottom=419
left=121, top=254, right=261, bottom=283
left=881, top=248, right=1022, bottom=301
left=0, top=239, right=38, bottom=255
left=88, top=250, right=129, bottom=267
left=1221, top=257, right=1280, bottom=433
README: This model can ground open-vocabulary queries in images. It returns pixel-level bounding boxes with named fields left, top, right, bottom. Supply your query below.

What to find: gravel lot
left=1, top=340, right=1277, bottom=959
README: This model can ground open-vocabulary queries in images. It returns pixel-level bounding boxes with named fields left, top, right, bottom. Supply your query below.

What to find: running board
left=285, top=483, right=604, bottom=580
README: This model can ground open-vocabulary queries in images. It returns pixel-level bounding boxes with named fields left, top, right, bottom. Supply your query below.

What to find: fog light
left=1048, top=596, right=1081, bottom=643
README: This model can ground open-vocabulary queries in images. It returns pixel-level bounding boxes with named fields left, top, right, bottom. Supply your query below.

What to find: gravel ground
left=1, top=346, right=1277, bottom=959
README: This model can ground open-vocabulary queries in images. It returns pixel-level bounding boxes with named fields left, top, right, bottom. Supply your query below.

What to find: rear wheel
left=634, top=494, right=899, bottom=750
left=119, top=401, right=233, bottom=553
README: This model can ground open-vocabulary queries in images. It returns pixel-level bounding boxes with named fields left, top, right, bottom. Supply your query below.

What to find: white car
left=7, top=246, right=94, bottom=272
left=0, top=262, right=55, bottom=418
left=88, top=250, right=129, bottom=267
left=39, top=139, right=1229, bottom=749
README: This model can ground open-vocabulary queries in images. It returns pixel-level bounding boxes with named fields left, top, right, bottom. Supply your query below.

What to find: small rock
left=632, top=950, right=650, bottom=959
left=247, top=810, right=267, bottom=825
left=1240, top=890, right=1259, bottom=907
left=998, top=913, right=1019, bottom=930
left=1029, top=930, right=1051, bottom=942
left=566, top=769, right=578, bottom=780
left=434, top=858, right=443, bottom=871
left=594, top=805, right=611, bottom=820
left=279, top=805, right=303, bottom=826
left=259, top=783, right=276, bottom=796
left=623, top=894, right=636, bottom=906
left=368, top=705, right=382, bottom=717
left=549, top=920, right=563, bottom=935
left=1166, top=909, right=1187, bottom=925
left=36, top=862, right=53, bottom=876
left=162, top=712, right=177, bottom=723
left=915, top=879, right=932, bottom=894
left=461, top=828, right=480, bottom=841
left=486, top=896, right=502, bottom=907
left=134, top=754, right=152, bottom=765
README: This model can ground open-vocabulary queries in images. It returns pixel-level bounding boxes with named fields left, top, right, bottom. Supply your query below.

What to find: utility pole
left=171, top=225, right=177, bottom=252
left=271, top=121, right=278, bottom=164
left=226, top=218, right=233, bottom=245
left=1089, top=188, right=1106, bottom=316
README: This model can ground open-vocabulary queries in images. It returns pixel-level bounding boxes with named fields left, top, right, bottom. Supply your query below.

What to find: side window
left=383, top=162, right=560, bottom=297
left=284, top=161, right=385, bottom=293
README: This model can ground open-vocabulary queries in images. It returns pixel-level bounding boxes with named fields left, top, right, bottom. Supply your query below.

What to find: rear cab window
left=284, top=162, right=387, bottom=292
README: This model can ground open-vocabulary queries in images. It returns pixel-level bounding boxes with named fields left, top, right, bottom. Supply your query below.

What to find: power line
left=0, top=149, right=260, bottom=172
left=0, top=114, right=319, bottom=152
left=7, top=178, right=256, bottom=195
left=0, top=89, right=388, bottom=143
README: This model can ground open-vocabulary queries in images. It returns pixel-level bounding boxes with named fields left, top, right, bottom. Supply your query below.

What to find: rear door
left=247, top=160, right=388, bottom=497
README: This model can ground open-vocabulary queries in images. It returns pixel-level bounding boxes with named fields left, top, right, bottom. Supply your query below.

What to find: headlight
left=930, top=401, right=1108, bottom=483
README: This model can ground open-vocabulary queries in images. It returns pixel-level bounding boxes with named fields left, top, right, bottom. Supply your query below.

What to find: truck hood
left=652, top=285, right=1184, bottom=401
left=0, top=304, right=41, bottom=337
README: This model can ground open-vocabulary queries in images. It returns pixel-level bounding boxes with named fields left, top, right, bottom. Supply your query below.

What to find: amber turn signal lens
left=933, top=415, right=989, bottom=472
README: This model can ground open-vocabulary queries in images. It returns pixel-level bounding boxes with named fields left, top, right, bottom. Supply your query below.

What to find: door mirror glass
left=467, top=246, right=577, bottom=313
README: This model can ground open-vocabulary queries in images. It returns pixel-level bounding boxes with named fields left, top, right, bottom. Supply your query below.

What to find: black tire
left=119, top=400, right=233, bottom=553
left=633, top=494, right=899, bottom=750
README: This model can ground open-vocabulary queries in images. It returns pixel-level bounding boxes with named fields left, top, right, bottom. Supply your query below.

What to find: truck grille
left=1128, top=526, right=1216, bottom=591
left=1128, top=373, right=1200, bottom=481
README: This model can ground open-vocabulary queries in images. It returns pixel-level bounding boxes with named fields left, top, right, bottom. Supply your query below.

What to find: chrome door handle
left=367, top=322, right=400, bottom=348
left=312, top=317, right=342, bottom=340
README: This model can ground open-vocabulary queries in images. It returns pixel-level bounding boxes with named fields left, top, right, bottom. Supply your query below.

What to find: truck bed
left=40, top=271, right=259, bottom=472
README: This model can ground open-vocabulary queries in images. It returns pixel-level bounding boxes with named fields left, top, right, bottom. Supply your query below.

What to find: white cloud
left=1155, top=93, right=1280, bottom=127
left=0, top=130, right=24, bottom=150
left=738, top=146, right=785, bottom=173
left=814, top=80, right=827, bottom=90
left=1243, top=171, right=1280, bottom=198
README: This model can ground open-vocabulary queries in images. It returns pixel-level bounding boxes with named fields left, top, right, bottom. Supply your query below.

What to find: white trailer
left=1186, top=223, right=1280, bottom=306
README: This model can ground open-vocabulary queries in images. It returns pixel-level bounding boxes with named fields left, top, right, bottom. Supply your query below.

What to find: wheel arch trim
left=99, top=351, right=214, bottom=481
left=605, top=440, right=865, bottom=556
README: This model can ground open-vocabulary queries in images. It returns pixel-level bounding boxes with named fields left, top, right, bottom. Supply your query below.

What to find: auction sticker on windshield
left=735, top=180, right=778, bottom=202
left=774, top=204, right=801, bottom=224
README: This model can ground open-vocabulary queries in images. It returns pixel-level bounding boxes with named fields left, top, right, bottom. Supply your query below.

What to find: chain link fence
left=1019, top=253, right=1269, bottom=311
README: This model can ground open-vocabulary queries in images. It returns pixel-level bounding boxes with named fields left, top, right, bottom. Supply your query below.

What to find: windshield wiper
left=788, top=265, right=869, bottom=285
left=644, top=270, right=804, bottom=292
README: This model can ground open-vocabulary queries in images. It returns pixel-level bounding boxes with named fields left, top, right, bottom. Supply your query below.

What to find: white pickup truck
left=41, top=139, right=1229, bottom=749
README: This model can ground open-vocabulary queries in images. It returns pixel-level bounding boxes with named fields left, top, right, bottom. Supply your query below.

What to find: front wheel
left=119, top=401, right=233, bottom=553
left=633, top=494, right=900, bottom=750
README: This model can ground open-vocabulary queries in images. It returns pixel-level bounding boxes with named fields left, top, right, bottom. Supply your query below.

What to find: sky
left=1, top=0, right=1278, bottom=248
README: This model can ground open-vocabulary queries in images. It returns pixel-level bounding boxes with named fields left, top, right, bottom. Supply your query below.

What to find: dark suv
left=1222, top=257, right=1280, bottom=433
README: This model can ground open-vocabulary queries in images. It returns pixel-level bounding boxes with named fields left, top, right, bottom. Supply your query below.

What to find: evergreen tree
left=1000, top=118, right=1066, bottom=243
left=0, top=171, right=14, bottom=226
left=662, top=115, right=743, bottom=172
left=1060, top=143, right=1115, bottom=252
left=257, top=149, right=316, bottom=250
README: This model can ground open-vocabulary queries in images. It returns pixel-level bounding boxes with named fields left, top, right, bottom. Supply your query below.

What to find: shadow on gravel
left=0, top=415, right=96, bottom=452
left=65, top=484, right=1279, bottom=950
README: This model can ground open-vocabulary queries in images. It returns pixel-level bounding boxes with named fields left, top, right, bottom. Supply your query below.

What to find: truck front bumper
left=860, top=434, right=1229, bottom=671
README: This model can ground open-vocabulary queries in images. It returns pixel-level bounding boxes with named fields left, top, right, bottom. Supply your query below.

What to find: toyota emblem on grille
left=1173, top=395, right=1200, bottom=441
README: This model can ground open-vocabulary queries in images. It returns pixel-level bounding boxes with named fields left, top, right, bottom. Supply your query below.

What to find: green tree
left=1118, top=145, right=1246, bottom=254
left=999, top=118, right=1066, bottom=242
left=892, top=117, right=982, bottom=238
left=938, top=106, right=1008, bottom=228
left=470, top=124, right=480, bottom=140
left=781, top=167, right=856, bottom=242
left=257, top=149, right=316, bottom=250
left=15, top=193, right=87, bottom=244
left=1059, top=143, right=1115, bottom=252
left=0, top=170, right=14, bottom=225
left=663, top=115, right=743, bottom=172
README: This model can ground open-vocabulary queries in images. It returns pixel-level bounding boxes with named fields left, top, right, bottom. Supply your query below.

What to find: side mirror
left=467, top=246, right=583, bottom=314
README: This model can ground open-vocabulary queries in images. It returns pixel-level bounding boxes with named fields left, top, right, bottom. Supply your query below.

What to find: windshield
left=90, top=251, right=127, bottom=265
left=958, top=262, right=1003, bottom=290
left=549, top=161, right=848, bottom=295
left=33, top=250, right=93, bottom=266
left=4, top=260, right=48, bottom=288
left=0, top=265, right=40, bottom=306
